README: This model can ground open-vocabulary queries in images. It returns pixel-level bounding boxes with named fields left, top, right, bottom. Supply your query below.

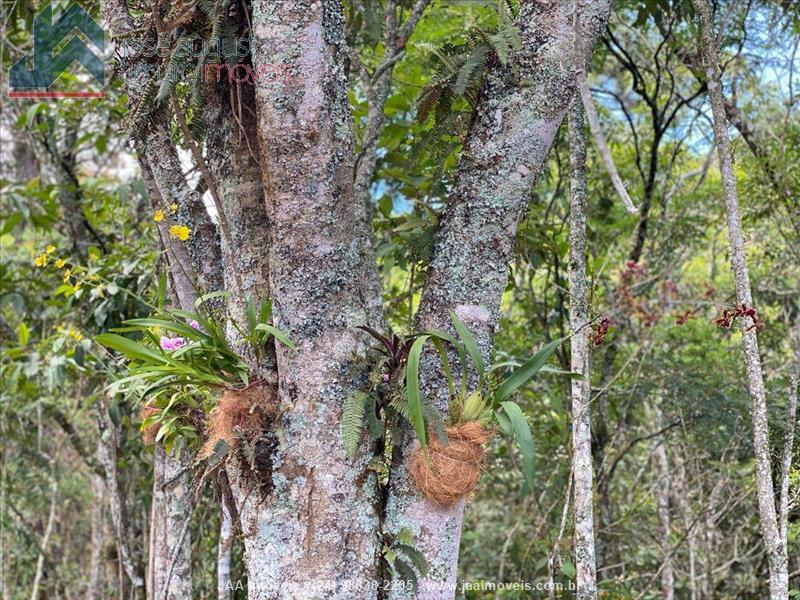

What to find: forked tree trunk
left=691, top=1, right=788, bottom=597
left=567, top=95, right=598, bottom=600
left=385, top=2, right=612, bottom=596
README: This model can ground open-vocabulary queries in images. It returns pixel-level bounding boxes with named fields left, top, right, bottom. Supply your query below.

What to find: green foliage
left=346, top=313, right=568, bottom=489
left=382, top=527, right=429, bottom=594
left=96, top=295, right=292, bottom=448
left=416, top=0, right=521, bottom=125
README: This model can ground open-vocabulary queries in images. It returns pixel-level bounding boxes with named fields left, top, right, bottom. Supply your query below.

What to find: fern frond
left=341, top=391, right=369, bottom=458
left=453, top=45, right=488, bottom=96
left=156, top=35, right=194, bottom=104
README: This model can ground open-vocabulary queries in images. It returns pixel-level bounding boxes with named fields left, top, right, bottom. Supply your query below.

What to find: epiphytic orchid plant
left=97, top=292, right=293, bottom=448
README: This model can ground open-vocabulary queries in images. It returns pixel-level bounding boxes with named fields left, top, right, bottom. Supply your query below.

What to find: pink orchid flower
left=160, top=336, right=186, bottom=351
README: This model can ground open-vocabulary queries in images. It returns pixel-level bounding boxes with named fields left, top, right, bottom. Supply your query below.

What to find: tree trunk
left=691, top=1, right=788, bottom=597
left=95, top=400, right=145, bottom=592
left=29, top=471, right=58, bottom=600
left=151, top=446, right=193, bottom=600
left=87, top=473, right=106, bottom=600
left=652, top=408, right=674, bottom=600
left=217, top=503, right=234, bottom=600
left=385, top=2, right=613, bottom=596
left=567, top=94, right=598, bottom=600
left=232, top=1, right=381, bottom=596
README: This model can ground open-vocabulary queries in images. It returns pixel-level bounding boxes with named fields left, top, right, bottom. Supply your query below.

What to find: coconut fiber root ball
left=139, top=404, right=160, bottom=446
left=201, top=383, right=277, bottom=459
left=409, top=421, right=494, bottom=507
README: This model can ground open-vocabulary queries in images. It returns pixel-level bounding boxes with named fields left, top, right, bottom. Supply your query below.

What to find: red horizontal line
left=8, top=91, right=105, bottom=98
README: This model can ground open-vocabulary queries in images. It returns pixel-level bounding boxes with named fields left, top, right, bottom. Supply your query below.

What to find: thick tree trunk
left=567, top=95, right=597, bottom=600
left=691, top=1, right=788, bottom=597
left=232, top=1, right=381, bottom=597
left=385, top=2, right=613, bottom=597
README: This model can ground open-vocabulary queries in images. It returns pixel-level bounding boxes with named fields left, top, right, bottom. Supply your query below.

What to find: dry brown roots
left=139, top=404, right=160, bottom=446
left=200, top=383, right=277, bottom=459
left=409, top=421, right=493, bottom=507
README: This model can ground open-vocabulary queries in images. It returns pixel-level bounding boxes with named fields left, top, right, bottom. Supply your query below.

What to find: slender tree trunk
left=567, top=94, right=597, bottom=600
left=691, top=1, right=788, bottom=597
left=140, top=158, right=197, bottom=600
left=778, top=314, right=799, bottom=560
left=87, top=473, right=106, bottom=600
left=217, top=503, right=233, bottom=600
left=29, top=471, right=58, bottom=600
left=652, top=407, right=674, bottom=600
left=0, top=408, right=8, bottom=600
left=673, top=448, right=697, bottom=600
left=385, top=2, right=613, bottom=596
left=96, top=400, right=145, bottom=592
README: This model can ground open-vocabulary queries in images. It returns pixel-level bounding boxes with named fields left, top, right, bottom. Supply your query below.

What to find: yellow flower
left=55, top=258, right=66, bottom=269
left=169, top=224, right=190, bottom=241
left=153, top=209, right=165, bottom=222
left=63, top=269, right=72, bottom=283
left=69, top=329, right=84, bottom=342
left=170, top=203, right=178, bottom=213
left=34, top=254, right=48, bottom=267
left=45, top=244, right=55, bottom=254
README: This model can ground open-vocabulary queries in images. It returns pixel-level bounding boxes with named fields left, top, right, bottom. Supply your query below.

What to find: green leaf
left=122, top=318, right=204, bottom=340
left=16, top=323, right=29, bottom=346
left=95, top=333, right=179, bottom=366
left=194, top=290, right=227, bottom=309
left=450, top=312, right=485, bottom=378
left=393, top=558, right=420, bottom=593
left=253, top=323, right=295, bottom=350
left=538, top=365, right=585, bottom=380
left=246, top=295, right=257, bottom=335
left=499, top=401, right=535, bottom=488
left=341, top=391, right=368, bottom=459
left=405, top=335, right=432, bottom=449
left=394, top=544, right=429, bottom=577
left=561, top=559, right=576, bottom=578
left=494, top=338, right=564, bottom=403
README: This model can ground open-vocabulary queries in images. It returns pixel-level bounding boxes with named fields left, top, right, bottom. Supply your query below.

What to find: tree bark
left=87, top=472, right=106, bottom=600
left=217, top=503, right=234, bottom=600
left=29, top=470, right=58, bottom=600
left=233, top=1, right=381, bottom=597
left=151, top=446, right=193, bottom=600
left=778, top=313, right=799, bottom=561
left=652, top=408, right=674, bottom=600
left=567, top=95, right=597, bottom=600
left=95, top=399, right=145, bottom=592
left=691, top=1, right=788, bottom=597
left=384, top=2, right=613, bottom=597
